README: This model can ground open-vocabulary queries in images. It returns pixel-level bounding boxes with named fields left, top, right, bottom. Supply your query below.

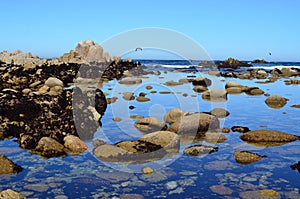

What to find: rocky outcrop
left=240, top=130, right=299, bottom=146
left=0, top=155, right=23, bottom=174
left=164, top=108, right=184, bottom=125
left=216, top=58, right=252, bottom=69
left=252, top=59, right=268, bottom=63
left=234, top=150, right=266, bottom=164
left=35, top=137, right=65, bottom=157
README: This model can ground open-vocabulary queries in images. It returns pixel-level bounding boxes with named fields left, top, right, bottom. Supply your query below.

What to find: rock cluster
left=216, top=58, right=252, bottom=69
left=0, top=40, right=144, bottom=158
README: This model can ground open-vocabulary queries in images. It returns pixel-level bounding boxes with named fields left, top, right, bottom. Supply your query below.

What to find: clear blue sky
left=1, top=0, right=299, bottom=61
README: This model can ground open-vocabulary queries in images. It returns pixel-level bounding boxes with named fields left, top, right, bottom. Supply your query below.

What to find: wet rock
left=265, top=94, right=288, bottom=109
left=231, top=126, right=250, bottom=133
left=246, top=88, right=264, bottom=95
left=200, top=132, right=227, bottom=144
left=130, top=115, right=144, bottom=119
left=225, top=81, right=243, bottom=88
left=259, top=190, right=280, bottom=197
left=0, top=189, right=26, bottom=199
left=112, top=117, right=122, bottom=122
left=120, top=194, right=144, bottom=199
left=35, top=137, right=65, bottom=157
left=106, top=97, right=118, bottom=104
left=92, top=139, right=105, bottom=147
left=291, top=104, right=300, bottom=108
left=234, top=150, right=266, bottom=164
left=115, top=140, right=162, bottom=153
left=93, top=144, right=127, bottom=161
left=63, top=135, right=87, bottom=154
left=240, top=130, right=299, bottom=146
left=168, top=113, right=220, bottom=134
left=164, top=80, right=182, bottom=86
left=183, top=145, right=218, bottom=156
left=193, top=85, right=208, bottom=93
left=139, top=131, right=180, bottom=153
left=136, top=96, right=150, bottom=102
left=290, top=161, right=300, bottom=173
left=0, top=155, right=23, bottom=174
left=164, top=108, right=184, bottom=125
left=202, top=89, right=227, bottom=102
left=141, top=167, right=154, bottom=175
left=134, top=117, right=167, bottom=133
left=119, top=77, right=142, bottom=85
left=210, top=108, right=230, bottom=118
left=145, top=85, right=153, bottom=90
left=192, top=77, right=212, bottom=86
left=209, top=185, right=233, bottom=195
left=226, top=87, right=243, bottom=94
left=122, top=92, right=135, bottom=100
left=252, top=59, right=268, bottom=64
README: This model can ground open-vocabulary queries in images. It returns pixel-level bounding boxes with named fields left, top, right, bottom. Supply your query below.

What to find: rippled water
left=1, top=67, right=300, bottom=198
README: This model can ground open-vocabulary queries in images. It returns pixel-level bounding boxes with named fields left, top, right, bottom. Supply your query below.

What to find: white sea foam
left=249, top=65, right=300, bottom=70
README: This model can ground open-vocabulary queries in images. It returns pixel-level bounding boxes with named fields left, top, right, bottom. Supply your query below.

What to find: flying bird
left=135, top=47, right=142, bottom=51
left=269, top=52, right=272, bottom=56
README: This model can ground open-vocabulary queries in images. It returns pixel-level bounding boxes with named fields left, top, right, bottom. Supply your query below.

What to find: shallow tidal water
left=1, top=68, right=300, bottom=199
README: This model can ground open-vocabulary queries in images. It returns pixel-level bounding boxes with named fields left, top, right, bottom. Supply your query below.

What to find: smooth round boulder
left=225, top=81, right=242, bottom=88
left=210, top=108, right=230, bottom=118
left=168, top=113, right=220, bottom=134
left=119, top=77, right=142, bottom=85
left=44, top=77, right=64, bottom=88
left=226, top=87, right=242, bottom=94
left=164, top=108, right=184, bottom=124
left=64, top=135, right=87, bottom=154
left=265, top=95, right=288, bottom=109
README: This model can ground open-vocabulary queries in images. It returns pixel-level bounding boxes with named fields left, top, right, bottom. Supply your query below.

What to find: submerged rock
left=202, top=89, right=227, bottom=102
left=240, top=130, right=299, bottom=146
left=134, top=117, right=167, bottom=133
left=265, top=94, right=288, bottom=109
left=183, top=145, right=218, bottom=156
left=119, top=77, right=142, bottom=85
left=210, top=108, right=230, bottom=118
left=234, top=150, right=266, bottom=164
left=0, top=155, right=23, bottom=174
left=141, top=167, right=154, bottom=174
left=0, top=189, right=26, bottom=199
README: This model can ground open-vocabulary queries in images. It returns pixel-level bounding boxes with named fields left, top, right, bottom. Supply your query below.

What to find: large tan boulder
left=0, top=155, right=23, bottom=174
left=168, top=113, right=219, bottom=134
left=64, top=135, right=87, bottom=154
left=0, top=189, right=26, bottom=199
left=265, top=95, right=288, bottom=109
left=75, top=40, right=110, bottom=63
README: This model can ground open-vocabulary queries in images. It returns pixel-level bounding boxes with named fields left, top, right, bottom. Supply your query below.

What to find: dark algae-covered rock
left=290, top=161, right=300, bottom=173
left=231, top=126, right=250, bottom=133
left=240, top=130, right=299, bottom=146
left=183, top=145, right=218, bottom=156
left=234, top=150, right=266, bottom=164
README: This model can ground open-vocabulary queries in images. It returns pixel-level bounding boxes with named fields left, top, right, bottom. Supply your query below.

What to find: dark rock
left=34, top=137, right=66, bottom=157
left=216, top=58, right=252, bottom=69
left=252, top=59, right=268, bottom=63
left=192, top=77, right=212, bottom=86
left=183, top=145, right=218, bottom=156
left=231, top=126, right=250, bottom=133
left=290, top=161, right=300, bottom=173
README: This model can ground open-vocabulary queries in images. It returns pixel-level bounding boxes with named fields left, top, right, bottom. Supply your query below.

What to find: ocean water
left=0, top=60, right=300, bottom=198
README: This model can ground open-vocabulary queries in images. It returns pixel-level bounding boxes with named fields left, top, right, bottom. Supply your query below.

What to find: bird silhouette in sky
left=135, top=47, right=142, bottom=51
left=269, top=52, right=272, bottom=56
